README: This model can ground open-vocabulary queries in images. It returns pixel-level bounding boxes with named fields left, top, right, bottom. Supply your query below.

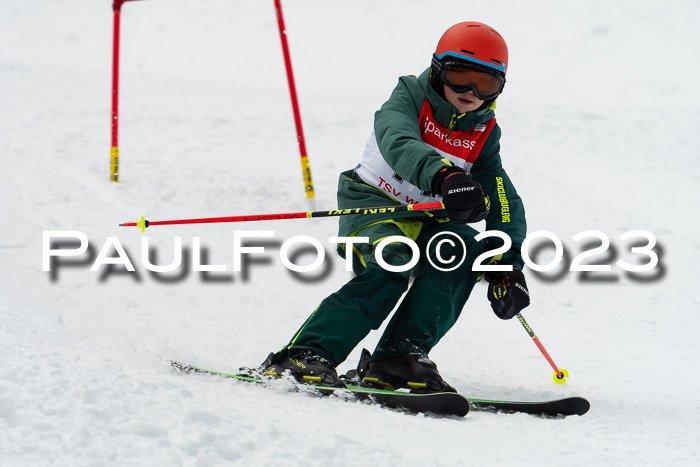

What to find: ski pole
left=119, top=201, right=445, bottom=232
left=516, top=313, right=569, bottom=384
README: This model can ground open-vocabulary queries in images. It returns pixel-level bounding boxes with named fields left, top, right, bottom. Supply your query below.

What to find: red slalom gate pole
left=110, top=0, right=143, bottom=182
left=516, top=313, right=569, bottom=384
left=274, top=0, right=316, bottom=209
left=120, top=201, right=445, bottom=232
left=111, top=1, right=123, bottom=182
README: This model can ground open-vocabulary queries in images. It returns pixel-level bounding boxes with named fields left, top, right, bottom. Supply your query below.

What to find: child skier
left=261, top=21, right=529, bottom=392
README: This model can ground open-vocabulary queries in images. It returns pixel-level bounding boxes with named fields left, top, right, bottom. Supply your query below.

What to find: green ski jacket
left=337, top=68, right=526, bottom=269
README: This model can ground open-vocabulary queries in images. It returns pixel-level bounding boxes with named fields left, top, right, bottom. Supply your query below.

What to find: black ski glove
left=485, top=268, right=530, bottom=320
left=432, top=166, right=490, bottom=224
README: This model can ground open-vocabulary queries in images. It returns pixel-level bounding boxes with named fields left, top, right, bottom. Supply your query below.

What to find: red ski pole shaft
left=120, top=201, right=445, bottom=232
left=516, top=313, right=568, bottom=383
left=274, top=0, right=315, bottom=206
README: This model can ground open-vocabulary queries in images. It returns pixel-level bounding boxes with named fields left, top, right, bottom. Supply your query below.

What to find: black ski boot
left=359, top=350, right=456, bottom=393
left=260, top=349, right=346, bottom=388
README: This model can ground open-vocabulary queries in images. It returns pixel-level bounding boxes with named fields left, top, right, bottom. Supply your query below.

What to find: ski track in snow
left=1, top=0, right=700, bottom=465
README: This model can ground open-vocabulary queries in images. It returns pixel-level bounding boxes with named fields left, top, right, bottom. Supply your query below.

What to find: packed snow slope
left=2, top=0, right=699, bottom=465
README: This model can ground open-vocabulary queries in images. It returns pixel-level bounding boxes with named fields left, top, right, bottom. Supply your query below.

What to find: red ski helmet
left=434, top=21, right=508, bottom=75
left=431, top=22, right=508, bottom=102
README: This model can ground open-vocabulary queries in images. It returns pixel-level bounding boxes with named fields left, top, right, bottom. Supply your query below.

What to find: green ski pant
left=286, top=218, right=486, bottom=366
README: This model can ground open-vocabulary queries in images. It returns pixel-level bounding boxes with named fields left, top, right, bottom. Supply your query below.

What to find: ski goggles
left=439, top=64, right=505, bottom=101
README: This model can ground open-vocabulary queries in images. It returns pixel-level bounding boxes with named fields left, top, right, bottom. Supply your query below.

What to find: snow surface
left=2, top=0, right=700, bottom=465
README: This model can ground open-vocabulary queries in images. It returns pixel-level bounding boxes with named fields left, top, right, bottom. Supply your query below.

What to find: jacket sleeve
left=374, top=77, right=452, bottom=191
left=470, top=123, right=527, bottom=270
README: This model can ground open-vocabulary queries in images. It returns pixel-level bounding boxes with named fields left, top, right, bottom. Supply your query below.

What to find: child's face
left=443, top=85, right=485, bottom=114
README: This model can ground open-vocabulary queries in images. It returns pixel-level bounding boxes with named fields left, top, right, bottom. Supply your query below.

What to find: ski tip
left=546, top=396, right=590, bottom=416
left=467, top=395, right=591, bottom=417
left=568, top=396, right=591, bottom=416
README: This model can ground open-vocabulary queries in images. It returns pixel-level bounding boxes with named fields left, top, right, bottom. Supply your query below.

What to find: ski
left=170, top=361, right=590, bottom=417
left=170, top=360, right=469, bottom=417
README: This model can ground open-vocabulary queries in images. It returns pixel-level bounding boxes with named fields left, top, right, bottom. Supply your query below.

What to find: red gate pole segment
left=110, top=0, right=143, bottom=182
left=111, top=0, right=123, bottom=182
left=274, top=0, right=316, bottom=209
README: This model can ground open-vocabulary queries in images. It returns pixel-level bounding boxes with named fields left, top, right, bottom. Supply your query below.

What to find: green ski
left=170, top=361, right=589, bottom=417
